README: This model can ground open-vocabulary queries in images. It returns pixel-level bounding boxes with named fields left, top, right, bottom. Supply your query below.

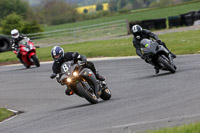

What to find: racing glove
left=156, top=40, right=163, bottom=45
left=80, top=61, right=87, bottom=66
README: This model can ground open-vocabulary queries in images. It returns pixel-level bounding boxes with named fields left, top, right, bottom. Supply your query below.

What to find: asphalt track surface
left=1, top=54, right=200, bottom=133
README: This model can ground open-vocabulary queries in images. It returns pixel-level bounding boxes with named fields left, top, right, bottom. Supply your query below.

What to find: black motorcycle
left=51, top=60, right=111, bottom=104
left=140, top=39, right=176, bottom=73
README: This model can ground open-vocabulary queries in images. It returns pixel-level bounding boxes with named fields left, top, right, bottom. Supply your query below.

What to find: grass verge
left=0, top=29, right=200, bottom=63
left=0, top=108, right=14, bottom=122
left=146, top=122, right=200, bottom=133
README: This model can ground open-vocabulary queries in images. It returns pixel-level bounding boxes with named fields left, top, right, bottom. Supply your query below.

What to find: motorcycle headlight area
left=29, top=44, right=33, bottom=49
left=23, top=47, right=29, bottom=52
left=73, top=72, right=78, bottom=77
left=63, top=78, right=72, bottom=84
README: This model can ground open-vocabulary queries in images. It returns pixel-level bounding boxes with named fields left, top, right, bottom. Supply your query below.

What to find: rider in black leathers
left=50, top=46, right=105, bottom=95
left=132, top=25, right=176, bottom=74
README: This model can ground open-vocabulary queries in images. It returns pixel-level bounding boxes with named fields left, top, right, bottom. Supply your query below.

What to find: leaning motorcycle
left=140, top=39, right=176, bottom=73
left=51, top=60, right=111, bottom=104
left=13, top=38, right=40, bottom=68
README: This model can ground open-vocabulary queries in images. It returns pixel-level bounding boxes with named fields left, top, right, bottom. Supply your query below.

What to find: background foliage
left=1, top=13, right=43, bottom=35
left=0, top=0, right=43, bottom=34
left=0, top=0, right=198, bottom=35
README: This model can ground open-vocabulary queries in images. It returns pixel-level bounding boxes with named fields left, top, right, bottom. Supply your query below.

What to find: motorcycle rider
left=131, top=24, right=176, bottom=74
left=50, top=46, right=105, bottom=96
left=11, top=29, right=30, bottom=65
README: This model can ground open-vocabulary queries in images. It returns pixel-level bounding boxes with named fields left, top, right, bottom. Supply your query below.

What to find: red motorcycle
left=13, top=38, right=40, bottom=68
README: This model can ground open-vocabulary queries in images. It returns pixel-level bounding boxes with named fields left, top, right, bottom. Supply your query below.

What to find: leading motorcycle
left=13, top=38, right=40, bottom=68
left=140, top=39, right=176, bottom=73
left=51, top=60, right=111, bottom=104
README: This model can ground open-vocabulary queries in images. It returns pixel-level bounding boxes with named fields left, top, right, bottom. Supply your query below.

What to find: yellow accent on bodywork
left=145, top=44, right=149, bottom=48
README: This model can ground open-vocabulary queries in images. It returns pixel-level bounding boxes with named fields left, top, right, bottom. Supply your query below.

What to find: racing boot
left=65, top=87, right=74, bottom=96
left=154, top=66, right=159, bottom=74
left=101, top=81, right=107, bottom=89
left=95, top=71, right=105, bottom=81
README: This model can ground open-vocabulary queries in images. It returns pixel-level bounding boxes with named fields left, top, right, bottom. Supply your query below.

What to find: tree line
left=108, top=0, right=195, bottom=12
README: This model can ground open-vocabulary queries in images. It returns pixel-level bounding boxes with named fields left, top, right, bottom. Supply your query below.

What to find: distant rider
left=50, top=46, right=105, bottom=96
left=131, top=24, right=176, bottom=74
left=11, top=29, right=30, bottom=65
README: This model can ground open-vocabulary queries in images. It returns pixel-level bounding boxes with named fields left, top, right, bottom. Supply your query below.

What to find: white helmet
left=11, top=29, right=19, bottom=39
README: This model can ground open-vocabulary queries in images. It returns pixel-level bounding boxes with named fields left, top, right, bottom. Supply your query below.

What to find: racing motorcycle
left=13, top=38, right=40, bottom=68
left=140, top=39, right=176, bottom=73
left=51, top=59, right=111, bottom=104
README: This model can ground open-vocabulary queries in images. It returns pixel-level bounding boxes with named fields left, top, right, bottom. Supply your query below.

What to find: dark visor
left=12, top=33, right=18, bottom=36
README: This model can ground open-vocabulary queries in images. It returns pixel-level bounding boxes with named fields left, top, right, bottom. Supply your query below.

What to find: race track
left=0, top=54, right=200, bottom=133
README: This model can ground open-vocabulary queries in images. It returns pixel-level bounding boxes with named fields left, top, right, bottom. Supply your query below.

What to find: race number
left=62, top=64, right=69, bottom=72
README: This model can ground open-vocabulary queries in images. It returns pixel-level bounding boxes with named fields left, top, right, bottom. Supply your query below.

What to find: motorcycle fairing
left=140, top=39, right=169, bottom=57
left=17, top=39, right=37, bottom=65
left=79, top=68, right=100, bottom=97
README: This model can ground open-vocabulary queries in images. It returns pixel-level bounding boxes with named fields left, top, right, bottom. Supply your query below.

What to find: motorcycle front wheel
left=157, top=55, right=176, bottom=73
left=76, top=82, right=98, bottom=104
left=31, top=55, right=40, bottom=67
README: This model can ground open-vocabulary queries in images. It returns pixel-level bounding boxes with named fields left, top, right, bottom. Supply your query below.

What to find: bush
left=1, top=13, right=24, bottom=35
left=81, top=11, right=111, bottom=20
left=0, top=0, right=29, bottom=19
left=1, top=13, right=44, bottom=35
left=21, top=20, right=44, bottom=34
left=118, top=8, right=131, bottom=14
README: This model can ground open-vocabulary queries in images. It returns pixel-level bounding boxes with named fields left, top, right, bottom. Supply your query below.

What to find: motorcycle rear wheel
left=31, top=55, right=40, bottom=67
left=157, top=56, right=176, bottom=73
left=100, top=87, right=111, bottom=100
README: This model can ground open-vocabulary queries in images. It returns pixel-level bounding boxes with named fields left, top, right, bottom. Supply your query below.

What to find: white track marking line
left=0, top=115, right=18, bottom=124
left=111, top=113, right=200, bottom=129
left=7, top=109, right=18, bottom=113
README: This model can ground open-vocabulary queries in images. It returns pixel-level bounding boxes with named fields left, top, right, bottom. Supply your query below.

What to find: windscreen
left=140, top=39, right=152, bottom=48
left=18, top=38, right=29, bottom=46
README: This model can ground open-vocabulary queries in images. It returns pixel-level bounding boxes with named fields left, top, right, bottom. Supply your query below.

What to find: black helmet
left=51, top=46, right=64, bottom=63
left=132, top=25, right=143, bottom=40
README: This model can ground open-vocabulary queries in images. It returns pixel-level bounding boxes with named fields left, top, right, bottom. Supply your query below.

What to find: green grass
left=1, top=29, right=200, bottom=63
left=146, top=122, right=200, bottom=133
left=0, top=108, right=14, bottom=122
left=45, top=1, right=200, bottom=31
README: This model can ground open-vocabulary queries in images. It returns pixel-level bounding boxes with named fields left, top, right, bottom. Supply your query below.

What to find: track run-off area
left=0, top=54, right=200, bottom=133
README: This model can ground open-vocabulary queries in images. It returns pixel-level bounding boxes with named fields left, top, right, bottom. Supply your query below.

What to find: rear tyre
left=100, top=87, right=111, bottom=100
left=76, top=82, right=98, bottom=104
left=31, top=55, right=40, bottom=67
left=157, top=56, right=176, bottom=73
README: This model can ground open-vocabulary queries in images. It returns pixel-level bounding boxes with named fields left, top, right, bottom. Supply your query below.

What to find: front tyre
left=100, top=87, right=111, bottom=100
left=76, top=82, right=98, bottom=104
left=157, top=55, right=176, bottom=73
left=31, top=55, right=40, bottom=67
